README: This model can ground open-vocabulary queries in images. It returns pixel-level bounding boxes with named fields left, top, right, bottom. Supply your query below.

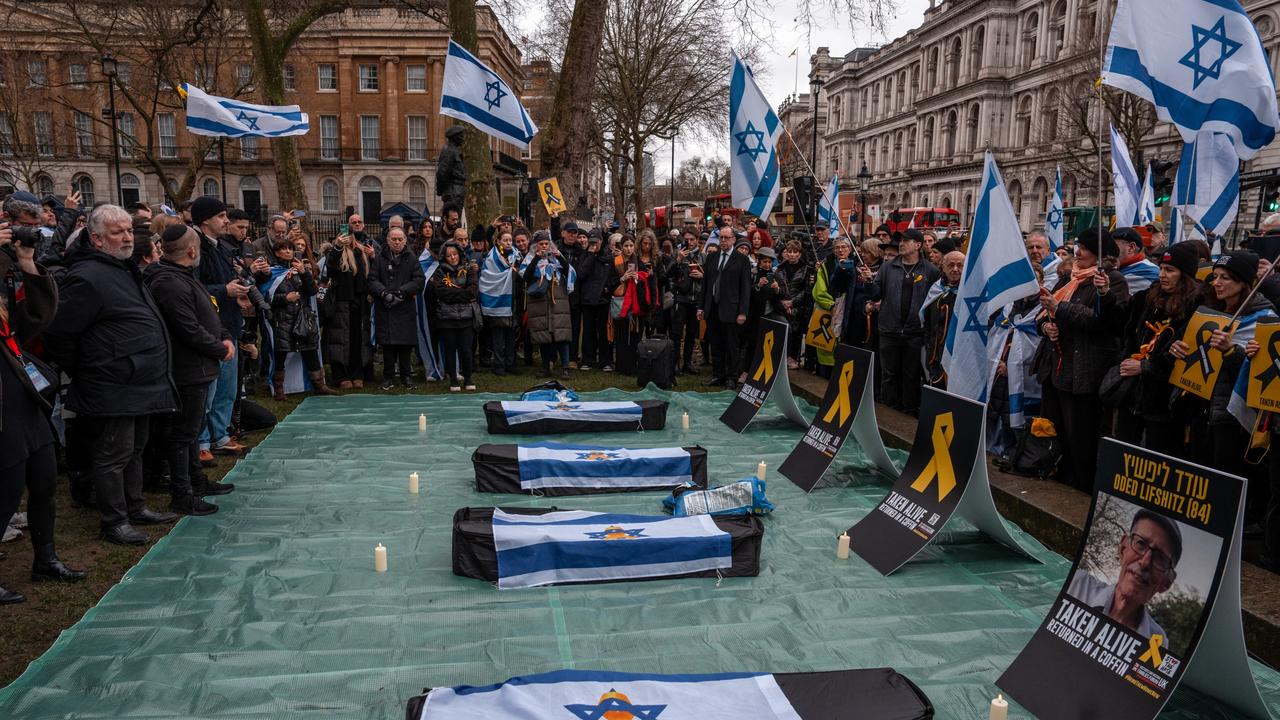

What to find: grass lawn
left=0, top=364, right=721, bottom=688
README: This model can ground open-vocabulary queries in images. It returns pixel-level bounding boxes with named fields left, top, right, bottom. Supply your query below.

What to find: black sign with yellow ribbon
left=1169, top=306, right=1233, bottom=400
left=999, top=438, right=1246, bottom=720
left=1247, top=317, right=1280, bottom=412
left=806, top=307, right=838, bottom=353
left=779, top=343, right=875, bottom=492
left=846, top=387, right=983, bottom=575
left=720, top=319, right=792, bottom=433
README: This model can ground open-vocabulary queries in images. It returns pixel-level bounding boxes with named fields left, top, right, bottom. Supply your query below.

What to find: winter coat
left=921, top=284, right=958, bottom=386
left=1209, top=293, right=1275, bottom=425
left=1036, top=268, right=1129, bottom=395
left=866, top=256, right=941, bottom=335
left=44, top=244, right=177, bottom=417
left=671, top=249, right=705, bottom=305
left=143, top=259, right=230, bottom=386
left=524, top=254, right=573, bottom=344
left=268, top=260, right=318, bottom=353
left=1116, top=288, right=1197, bottom=422
left=368, top=245, right=426, bottom=345
left=829, top=258, right=879, bottom=340
left=430, top=259, right=479, bottom=330
left=574, top=248, right=617, bottom=306
left=0, top=255, right=57, bottom=444
left=195, top=229, right=246, bottom=340
left=320, top=246, right=372, bottom=367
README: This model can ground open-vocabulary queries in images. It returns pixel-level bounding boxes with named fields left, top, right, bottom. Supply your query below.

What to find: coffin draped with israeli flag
left=483, top=399, right=669, bottom=434
left=406, top=668, right=935, bottom=720
left=472, top=442, right=708, bottom=495
left=452, top=508, right=762, bottom=588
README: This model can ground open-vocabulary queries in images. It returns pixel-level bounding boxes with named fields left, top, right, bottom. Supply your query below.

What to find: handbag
left=472, top=302, right=484, bottom=330
left=1099, top=364, right=1139, bottom=408
left=609, top=295, right=625, bottom=320
left=290, top=305, right=319, bottom=346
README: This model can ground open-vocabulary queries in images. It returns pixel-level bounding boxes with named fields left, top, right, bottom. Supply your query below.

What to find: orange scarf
left=1047, top=265, right=1098, bottom=316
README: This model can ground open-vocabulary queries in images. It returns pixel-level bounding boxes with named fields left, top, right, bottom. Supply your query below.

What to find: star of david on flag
left=1045, top=166, right=1064, bottom=251
left=1102, top=0, right=1279, bottom=159
left=729, top=51, right=782, bottom=219
left=484, top=80, right=507, bottom=111
left=942, top=152, right=1040, bottom=402
left=440, top=39, right=538, bottom=149
left=564, top=692, right=666, bottom=719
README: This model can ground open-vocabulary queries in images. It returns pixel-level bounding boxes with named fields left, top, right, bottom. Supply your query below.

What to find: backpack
left=635, top=335, right=676, bottom=389
left=997, top=417, right=1060, bottom=479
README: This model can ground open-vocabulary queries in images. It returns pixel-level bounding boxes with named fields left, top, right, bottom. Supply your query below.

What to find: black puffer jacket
left=1037, top=268, right=1130, bottom=395
left=143, top=259, right=230, bottom=386
left=44, top=244, right=177, bottom=417
left=368, top=244, right=426, bottom=345
left=430, top=256, right=479, bottom=330
left=268, top=261, right=318, bottom=353
left=574, top=247, right=616, bottom=306
left=1116, top=288, right=1197, bottom=422
left=0, top=254, right=58, bottom=435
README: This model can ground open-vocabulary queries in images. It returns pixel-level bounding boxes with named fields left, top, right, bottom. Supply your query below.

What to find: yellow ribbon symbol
left=909, top=412, right=958, bottom=501
left=822, top=360, right=855, bottom=426
left=1139, top=634, right=1164, bottom=667
left=753, top=331, right=775, bottom=383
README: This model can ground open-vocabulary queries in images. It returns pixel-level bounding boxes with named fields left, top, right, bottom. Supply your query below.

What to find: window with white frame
left=406, top=64, right=426, bottom=91
left=69, top=63, right=88, bottom=87
left=27, top=59, right=47, bottom=87
left=75, top=111, right=94, bottom=157
left=116, top=63, right=131, bottom=86
left=321, top=178, right=340, bottom=212
left=118, top=113, right=136, bottom=157
left=196, top=63, right=214, bottom=87
left=320, top=115, right=339, bottom=159
left=360, top=115, right=380, bottom=159
left=157, top=112, right=176, bottom=158
left=318, top=63, right=336, bottom=91
left=73, top=175, right=95, bottom=206
left=284, top=64, right=296, bottom=92
left=202, top=177, right=219, bottom=197
left=237, top=63, right=253, bottom=89
left=406, top=177, right=427, bottom=206
left=359, top=64, right=379, bottom=91
left=240, top=135, right=259, bottom=160
left=407, top=116, right=427, bottom=160
left=0, top=114, right=12, bottom=155
left=33, top=111, right=53, bottom=156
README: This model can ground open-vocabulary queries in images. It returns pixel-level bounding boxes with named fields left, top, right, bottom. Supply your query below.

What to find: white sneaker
left=449, top=385, right=462, bottom=392
left=9, top=512, right=27, bottom=529
left=2, top=525, right=21, bottom=543
left=465, top=384, right=477, bottom=391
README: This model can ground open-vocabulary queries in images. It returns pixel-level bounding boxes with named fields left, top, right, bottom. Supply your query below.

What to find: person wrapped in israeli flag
left=256, top=265, right=313, bottom=394
left=817, top=174, right=840, bottom=238
left=1046, top=167, right=1065, bottom=252
left=518, top=246, right=576, bottom=293
left=414, top=248, right=444, bottom=381
left=942, top=152, right=1041, bottom=402
left=491, top=510, right=732, bottom=589
left=440, top=39, right=538, bottom=149
left=1111, top=124, right=1143, bottom=226
left=516, top=442, right=694, bottom=491
left=183, top=84, right=309, bottom=138
left=730, top=51, right=782, bottom=219
left=478, top=244, right=518, bottom=318
left=1102, top=0, right=1279, bottom=159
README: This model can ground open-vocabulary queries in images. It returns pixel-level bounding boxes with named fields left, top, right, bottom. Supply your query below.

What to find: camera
left=12, top=225, right=41, bottom=249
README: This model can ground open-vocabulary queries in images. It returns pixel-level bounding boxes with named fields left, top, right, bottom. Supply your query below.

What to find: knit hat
left=1075, top=227, right=1116, bottom=258
left=1213, top=251, right=1260, bottom=284
left=190, top=196, right=227, bottom=227
left=1160, top=242, right=1199, bottom=279
left=734, top=238, right=752, bottom=251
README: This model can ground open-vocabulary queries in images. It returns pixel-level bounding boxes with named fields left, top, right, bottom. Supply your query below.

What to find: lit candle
left=756, top=460, right=766, bottom=480
left=836, top=532, right=850, bottom=559
left=375, top=543, right=388, bottom=573
left=989, top=693, right=1008, bottom=720
left=409, top=472, right=420, bottom=494
left=681, top=412, right=689, bottom=430
left=418, top=413, right=427, bottom=432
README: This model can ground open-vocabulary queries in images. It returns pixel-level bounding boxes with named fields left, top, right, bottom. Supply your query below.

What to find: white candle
left=418, top=413, right=427, bottom=432
left=374, top=543, right=388, bottom=573
left=756, top=460, right=766, bottom=480
left=989, top=693, right=1008, bottom=720
left=681, top=412, right=689, bottom=430
left=836, top=532, right=850, bottom=559
left=409, top=472, right=420, bottom=494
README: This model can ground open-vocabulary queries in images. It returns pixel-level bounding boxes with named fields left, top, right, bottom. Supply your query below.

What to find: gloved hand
left=382, top=292, right=396, bottom=306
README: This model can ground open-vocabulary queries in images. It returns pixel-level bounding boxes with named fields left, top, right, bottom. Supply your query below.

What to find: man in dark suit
left=699, top=225, right=752, bottom=388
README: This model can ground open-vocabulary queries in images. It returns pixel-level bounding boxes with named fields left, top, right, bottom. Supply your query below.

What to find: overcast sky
left=515, top=0, right=934, bottom=181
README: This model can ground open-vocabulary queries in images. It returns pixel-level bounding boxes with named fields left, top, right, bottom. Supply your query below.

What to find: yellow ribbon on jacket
left=1139, top=634, right=1164, bottom=667
left=910, top=412, right=957, bottom=502
left=822, top=360, right=855, bottom=426
left=753, top=331, right=776, bottom=383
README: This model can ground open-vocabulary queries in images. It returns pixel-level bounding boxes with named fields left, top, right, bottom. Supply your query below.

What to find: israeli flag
left=1224, top=308, right=1277, bottom=432
left=1138, top=164, right=1158, bottom=225
left=414, top=249, right=444, bottom=381
left=942, top=152, right=1040, bottom=402
left=1175, top=130, right=1241, bottom=235
left=500, top=401, right=644, bottom=425
left=491, top=510, right=731, bottom=589
left=1111, top=124, right=1143, bottom=226
left=417, top=670, right=802, bottom=719
left=1041, top=254, right=1062, bottom=291
left=516, top=443, right=693, bottom=491
left=478, top=245, right=516, bottom=318
left=183, top=84, right=309, bottom=138
left=729, top=51, right=782, bottom=218
left=518, top=252, right=576, bottom=293
left=257, top=265, right=313, bottom=395
left=1046, top=167, right=1065, bottom=251
left=1120, top=258, right=1162, bottom=294
left=986, top=306, right=1042, bottom=429
left=1102, top=0, right=1279, bottom=159
left=440, top=40, right=537, bottom=149
left=817, top=174, right=840, bottom=237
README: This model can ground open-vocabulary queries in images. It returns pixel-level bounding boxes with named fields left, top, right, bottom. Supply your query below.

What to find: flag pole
left=1096, top=3, right=1107, bottom=239
left=779, top=125, right=868, bottom=269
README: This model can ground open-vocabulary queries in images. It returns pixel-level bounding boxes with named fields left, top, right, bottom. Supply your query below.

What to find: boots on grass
left=272, top=371, right=286, bottom=401
left=309, top=370, right=340, bottom=396
left=31, top=544, right=87, bottom=582
left=170, top=494, right=219, bottom=516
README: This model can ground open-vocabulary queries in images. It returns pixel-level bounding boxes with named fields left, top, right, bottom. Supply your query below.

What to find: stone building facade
left=795, top=0, right=1280, bottom=233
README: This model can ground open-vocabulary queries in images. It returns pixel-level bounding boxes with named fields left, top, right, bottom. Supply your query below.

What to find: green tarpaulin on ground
left=2, top=388, right=1278, bottom=719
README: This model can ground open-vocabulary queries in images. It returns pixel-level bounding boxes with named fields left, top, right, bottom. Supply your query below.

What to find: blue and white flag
left=942, top=152, right=1041, bottom=402
left=1111, top=124, right=1143, bottom=226
left=491, top=510, right=731, bottom=589
left=1120, top=257, right=1162, bottom=294
left=1046, top=167, right=1065, bottom=251
left=1102, top=0, right=1279, bottom=159
left=1138, top=164, right=1158, bottom=225
left=1041, top=254, right=1062, bottom=291
left=516, top=443, right=693, bottom=491
left=986, top=306, right=1042, bottom=429
left=518, top=252, right=576, bottom=294
left=256, top=265, right=313, bottom=394
left=417, top=670, right=803, bottom=719
left=1175, top=130, right=1241, bottom=235
left=729, top=51, right=782, bottom=219
left=1223, top=309, right=1278, bottom=432
left=817, top=174, right=840, bottom=237
left=500, top=401, right=644, bottom=425
left=183, top=84, right=309, bottom=138
left=414, top=249, right=444, bottom=381
left=478, top=245, right=517, bottom=318
left=440, top=40, right=537, bottom=149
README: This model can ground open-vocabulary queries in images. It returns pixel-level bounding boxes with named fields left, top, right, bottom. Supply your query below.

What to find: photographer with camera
left=0, top=211, right=88, bottom=604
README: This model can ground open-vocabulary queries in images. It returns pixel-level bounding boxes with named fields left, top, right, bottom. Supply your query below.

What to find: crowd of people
left=4, top=179, right=1280, bottom=606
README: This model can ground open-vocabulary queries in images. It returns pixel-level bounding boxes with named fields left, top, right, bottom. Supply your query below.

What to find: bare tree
left=0, top=54, right=67, bottom=192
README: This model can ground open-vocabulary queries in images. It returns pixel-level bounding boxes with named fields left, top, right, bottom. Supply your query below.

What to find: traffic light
left=792, top=176, right=815, bottom=222
left=1150, top=159, right=1176, bottom=206
left=1267, top=189, right=1280, bottom=213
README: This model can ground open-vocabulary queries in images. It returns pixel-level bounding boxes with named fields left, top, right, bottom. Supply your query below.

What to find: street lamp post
left=857, top=164, right=872, bottom=247
left=809, top=74, right=824, bottom=229
left=100, top=54, right=123, bottom=206
left=656, top=130, right=677, bottom=232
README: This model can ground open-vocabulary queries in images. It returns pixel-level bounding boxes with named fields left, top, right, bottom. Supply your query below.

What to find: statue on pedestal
left=436, top=125, right=468, bottom=213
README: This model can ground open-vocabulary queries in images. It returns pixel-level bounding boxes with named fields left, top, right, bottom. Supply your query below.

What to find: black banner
left=846, top=387, right=984, bottom=575
left=998, top=439, right=1243, bottom=720
left=779, top=344, right=873, bottom=492
left=721, top=318, right=791, bottom=433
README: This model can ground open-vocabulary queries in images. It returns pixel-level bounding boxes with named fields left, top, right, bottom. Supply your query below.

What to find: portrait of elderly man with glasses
left=1068, top=508, right=1183, bottom=641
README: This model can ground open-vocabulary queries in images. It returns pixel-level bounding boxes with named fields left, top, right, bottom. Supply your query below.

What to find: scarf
left=0, top=318, right=21, bottom=360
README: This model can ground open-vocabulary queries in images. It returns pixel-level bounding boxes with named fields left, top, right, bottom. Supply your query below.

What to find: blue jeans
left=199, top=347, right=238, bottom=451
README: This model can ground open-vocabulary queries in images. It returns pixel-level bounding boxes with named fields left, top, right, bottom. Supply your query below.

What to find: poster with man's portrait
left=998, top=439, right=1243, bottom=720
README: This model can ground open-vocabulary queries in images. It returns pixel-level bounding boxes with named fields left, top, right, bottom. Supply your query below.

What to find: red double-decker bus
left=885, top=207, right=961, bottom=234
